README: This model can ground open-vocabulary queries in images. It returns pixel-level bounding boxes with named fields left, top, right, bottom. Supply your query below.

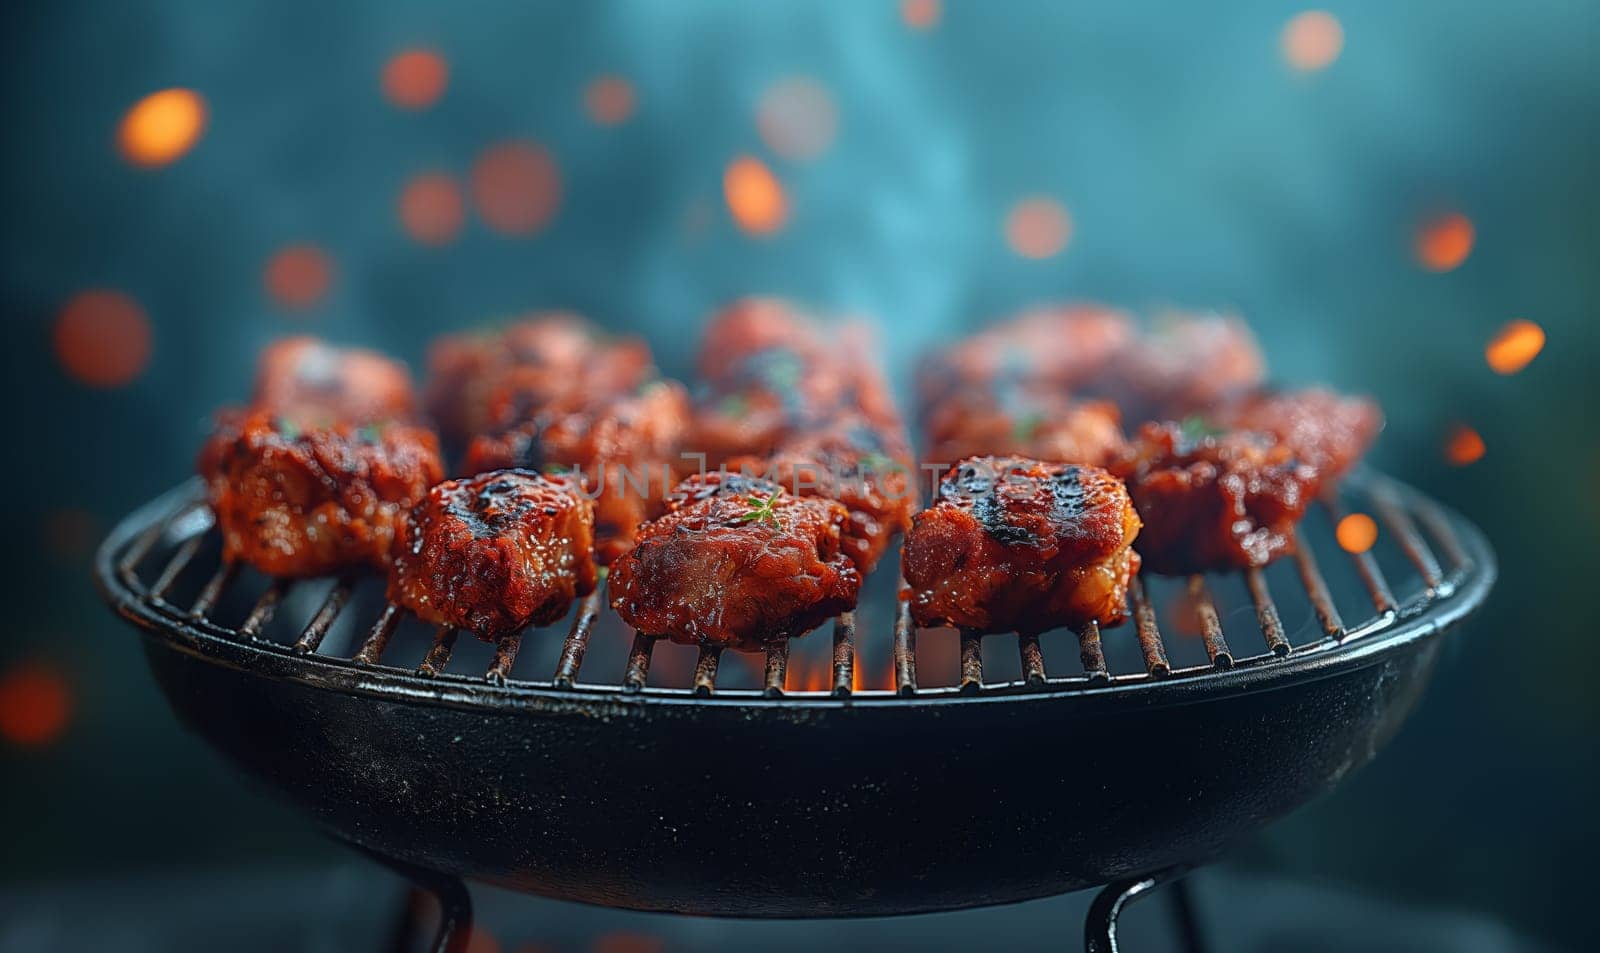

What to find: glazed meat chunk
left=1109, top=313, right=1264, bottom=424
left=387, top=470, right=598, bottom=639
left=609, top=473, right=861, bottom=650
left=198, top=410, right=444, bottom=577
left=253, top=337, right=417, bottom=425
left=902, top=457, right=1142, bottom=635
left=1114, top=389, right=1382, bottom=573
left=729, top=414, right=917, bottom=572
left=923, top=383, right=1127, bottom=469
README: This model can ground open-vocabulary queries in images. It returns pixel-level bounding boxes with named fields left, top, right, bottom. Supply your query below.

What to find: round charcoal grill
left=97, top=472, right=1493, bottom=953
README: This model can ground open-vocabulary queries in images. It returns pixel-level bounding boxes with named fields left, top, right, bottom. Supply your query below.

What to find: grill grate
left=113, top=474, right=1474, bottom=700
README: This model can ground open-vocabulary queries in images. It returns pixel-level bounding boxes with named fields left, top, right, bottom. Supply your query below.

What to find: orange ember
left=1485, top=319, right=1545, bottom=375
left=1005, top=198, right=1071, bottom=259
left=1336, top=513, right=1378, bottom=554
left=1415, top=213, right=1475, bottom=272
left=0, top=663, right=72, bottom=748
left=724, top=156, right=788, bottom=235
left=1282, top=11, right=1344, bottom=71
left=400, top=173, right=465, bottom=246
left=382, top=49, right=449, bottom=110
left=55, top=290, right=152, bottom=388
left=902, top=0, right=941, bottom=30
left=118, top=89, right=207, bottom=167
left=585, top=76, right=636, bottom=126
left=1444, top=425, right=1486, bottom=466
left=471, top=141, right=562, bottom=236
left=264, top=245, right=334, bottom=310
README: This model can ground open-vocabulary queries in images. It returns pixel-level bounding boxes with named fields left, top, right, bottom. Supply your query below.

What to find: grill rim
left=96, top=475, right=1495, bottom=717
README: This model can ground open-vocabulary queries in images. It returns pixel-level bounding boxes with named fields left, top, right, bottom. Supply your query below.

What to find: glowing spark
left=118, top=89, right=207, bottom=167
left=1415, top=213, right=1475, bottom=272
left=1005, top=198, right=1072, bottom=259
left=1444, top=425, right=1485, bottom=466
left=382, top=49, right=449, bottom=110
left=585, top=76, right=636, bottom=126
left=55, top=290, right=151, bottom=388
left=1336, top=513, right=1378, bottom=554
left=399, top=173, right=465, bottom=246
left=1485, top=319, right=1545, bottom=375
left=0, top=663, right=72, bottom=748
left=1282, top=11, right=1344, bottom=72
left=724, top=156, right=788, bottom=235
left=264, top=245, right=334, bottom=310
left=471, top=141, right=562, bottom=236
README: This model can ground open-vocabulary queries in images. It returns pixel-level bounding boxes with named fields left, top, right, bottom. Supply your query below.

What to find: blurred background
left=3, top=1, right=1596, bottom=950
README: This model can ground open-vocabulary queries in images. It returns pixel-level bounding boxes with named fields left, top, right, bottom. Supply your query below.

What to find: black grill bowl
left=98, top=477, right=1493, bottom=918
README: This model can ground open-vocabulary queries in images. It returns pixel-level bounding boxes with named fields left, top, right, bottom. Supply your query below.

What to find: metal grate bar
left=958, top=630, right=983, bottom=694
left=292, top=578, right=353, bottom=655
left=1018, top=633, right=1046, bottom=685
left=119, top=503, right=199, bottom=585
left=417, top=628, right=459, bottom=677
left=1188, top=576, right=1233, bottom=669
left=1412, top=500, right=1469, bottom=571
left=763, top=640, right=789, bottom=697
left=1323, top=499, right=1397, bottom=614
left=150, top=536, right=202, bottom=601
left=353, top=604, right=403, bottom=665
left=1076, top=620, right=1109, bottom=682
left=692, top=645, right=723, bottom=696
left=1374, top=492, right=1444, bottom=590
left=487, top=633, right=523, bottom=683
left=1128, top=576, right=1171, bottom=677
left=239, top=580, right=288, bottom=639
left=552, top=589, right=602, bottom=688
left=831, top=613, right=856, bottom=696
left=1291, top=533, right=1345, bottom=639
left=1244, top=568, right=1291, bottom=657
left=623, top=633, right=656, bottom=691
left=893, top=583, right=917, bottom=696
left=188, top=561, right=238, bottom=620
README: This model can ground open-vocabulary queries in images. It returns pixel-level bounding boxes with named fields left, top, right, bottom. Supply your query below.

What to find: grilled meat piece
left=387, top=470, right=598, bottom=639
left=729, top=415, right=916, bottom=572
left=1110, top=313, right=1264, bottom=423
left=198, top=410, right=443, bottom=577
left=609, top=472, right=861, bottom=650
left=923, top=384, right=1127, bottom=469
left=1114, top=389, right=1382, bottom=572
left=463, top=380, right=691, bottom=563
left=253, top=337, right=416, bottom=425
left=902, top=457, right=1142, bottom=634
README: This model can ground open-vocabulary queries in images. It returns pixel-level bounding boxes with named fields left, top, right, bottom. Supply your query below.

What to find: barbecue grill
left=96, top=471, right=1492, bottom=953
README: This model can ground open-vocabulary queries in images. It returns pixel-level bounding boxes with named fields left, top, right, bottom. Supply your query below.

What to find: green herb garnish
left=275, top=416, right=301, bottom=440
left=718, top=393, right=749, bottom=417
left=356, top=423, right=381, bottom=444
left=1179, top=416, right=1224, bottom=441
left=735, top=493, right=782, bottom=527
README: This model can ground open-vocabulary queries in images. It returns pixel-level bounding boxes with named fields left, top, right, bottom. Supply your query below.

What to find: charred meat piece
left=1114, top=389, right=1381, bottom=572
left=463, top=380, right=691, bottom=564
left=728, top=415, right=916, bottom=572
left=198, top=410, right=444, bottom=577
left=902, top=457, right=1142, bottom=634
left=923, top=384, right=1127, bottom=469
left=1109, top=312, right=1264, bottom=423
left=387, top=470, right=598, bottom=639
left=915, top=304, right=1132, bottom=415
left=253, top=337, right=417, bottom=425
left=610, top=472, right=861, bottom=650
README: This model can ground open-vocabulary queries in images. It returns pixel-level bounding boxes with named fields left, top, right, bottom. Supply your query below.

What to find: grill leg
left=1084, top=866, right=1205, bottom=953
left=364, top=851, right=474, bottom=953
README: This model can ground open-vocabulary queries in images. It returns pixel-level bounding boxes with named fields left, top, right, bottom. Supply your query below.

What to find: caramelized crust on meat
left=198, top=410, right=443, bottom=577
left=253, top=337, right=417, bottom=425
left=609, top=472, right=861, bottom=650
left=463, top=381, right=691, bottom=563
left=387, top=470, right=598, bottom=639
left=1109, top=313, right=1264, bottom=423
left=923, top=384, right=1127, bottom=469
left=728, top=415, right=917, bottom=572
left=902, top=457, right=1142, bottom=634
left=1114, top=389, right=1382, bottom=572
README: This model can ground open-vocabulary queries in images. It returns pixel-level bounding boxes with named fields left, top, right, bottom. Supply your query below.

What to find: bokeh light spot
left=1415, top=213, right=1475, bottom=272
left=44, top=508, right=98, bottom=562
left=1444, top=424, right=1486, bottom=466
left=382, top=49, right=449, bottom=110
left=54, top=290, right=152, bottom=388
left=1336, top=513, right=1378, bottom=554
left=118, top=88, right=207, bottom=167
left=1282, top=11, right=1344, bottom=72
left=585, top=75, right=636, bottom=126
left=264, top=245, right=334, bottom=311
left=1005, top=198, right=1072, bottom=259
left=757, top=77, right=838, bottom=161
left=724, top=156, right=788, bottom=235
left=1485, top=319, right=1545, bottom=375
left=471, top=141, right=562, bottom=236
left=0, top=663, right=72, bottom=748
left=902, top=0, right=941, bottom=30
left=399, top=173, right=465, bottom=246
